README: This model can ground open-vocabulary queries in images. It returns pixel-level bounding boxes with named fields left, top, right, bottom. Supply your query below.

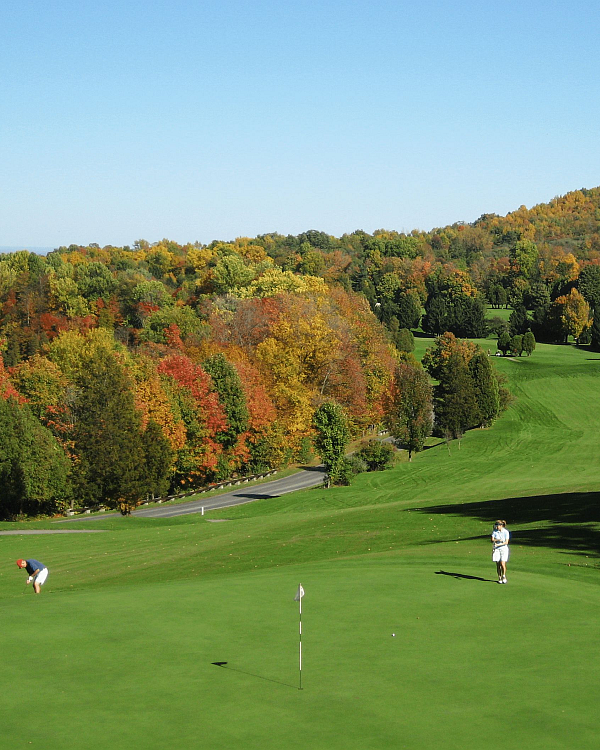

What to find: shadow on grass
left=422, top=492, right=600, bottom=557
left=435, top=570, right=496, bottom=583
left=211, top=662, right=297, bottom=689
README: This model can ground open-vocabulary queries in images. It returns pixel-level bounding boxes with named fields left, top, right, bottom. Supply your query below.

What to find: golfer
left=16, top=559, right=49, bottom=594
left=491, top=520, right=509, bottom=584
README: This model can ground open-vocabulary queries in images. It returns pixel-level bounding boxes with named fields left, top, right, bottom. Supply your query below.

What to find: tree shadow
left=422, top=440, right=445, bottom=451
left=230, top=492, right=278, bottom=500
left=421, top=492, right=600, bottom=557
left=413, top=331, right=437, bottom=339
left=435, top=570, right=496, bottom=583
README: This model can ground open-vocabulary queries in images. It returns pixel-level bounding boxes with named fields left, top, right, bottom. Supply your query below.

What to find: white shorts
left=35, top=568, right=49, bottom=586
left=492, top=546, right=509, bottom=562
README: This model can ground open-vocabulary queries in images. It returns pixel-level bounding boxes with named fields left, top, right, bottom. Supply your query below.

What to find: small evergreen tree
left=510, top=334, right=524, bottom=356
left=468, top=350, right=499, bottom=427
left=590, top=315, right=600, bottom=352
left=522, top=331, right=536, bottom=356
left=497, top=330, right=511, bottom=355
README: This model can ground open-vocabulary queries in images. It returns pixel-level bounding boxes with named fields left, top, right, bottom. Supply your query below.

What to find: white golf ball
left=392, top=633, right=396, bottom=637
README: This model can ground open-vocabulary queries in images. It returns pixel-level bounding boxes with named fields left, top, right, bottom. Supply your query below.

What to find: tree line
left=312, top=331, right=509, bottom=485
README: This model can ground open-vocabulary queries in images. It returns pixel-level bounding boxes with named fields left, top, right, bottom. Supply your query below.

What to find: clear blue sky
left=1, top=0, right=599, bottom=248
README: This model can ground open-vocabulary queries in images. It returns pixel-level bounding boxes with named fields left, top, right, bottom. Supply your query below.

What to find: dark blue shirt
left=25, top=560, right=45, bottom=576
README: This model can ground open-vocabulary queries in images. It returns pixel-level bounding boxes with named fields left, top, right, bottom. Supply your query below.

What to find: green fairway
left=2, top=341, right=599, bottom=749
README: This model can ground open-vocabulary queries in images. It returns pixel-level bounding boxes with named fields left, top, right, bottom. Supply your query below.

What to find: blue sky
left=1, top=0, right=599, bottom=248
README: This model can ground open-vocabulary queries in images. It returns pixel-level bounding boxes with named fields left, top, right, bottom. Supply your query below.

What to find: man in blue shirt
left=16, top=559, right=49, bottom=594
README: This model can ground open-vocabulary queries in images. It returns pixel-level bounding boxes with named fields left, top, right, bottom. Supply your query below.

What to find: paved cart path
left=54, top=466, right=326, bottom=522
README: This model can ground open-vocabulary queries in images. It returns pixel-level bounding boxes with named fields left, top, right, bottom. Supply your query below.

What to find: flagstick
left=299, top=583, right=303, bottom=690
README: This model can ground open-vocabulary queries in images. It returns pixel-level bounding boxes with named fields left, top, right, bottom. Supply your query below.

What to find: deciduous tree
left=385, top=362, right=433, bottom=460
left=313, top=401, right=350, bottom=485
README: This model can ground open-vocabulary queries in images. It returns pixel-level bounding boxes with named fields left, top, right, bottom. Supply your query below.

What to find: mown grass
left=1, top=340, right=599, bottom=749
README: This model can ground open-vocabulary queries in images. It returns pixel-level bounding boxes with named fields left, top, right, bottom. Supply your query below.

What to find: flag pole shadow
left=211, top=662, right=298, bottom=689
left=435, top=570, right=497, bottom=582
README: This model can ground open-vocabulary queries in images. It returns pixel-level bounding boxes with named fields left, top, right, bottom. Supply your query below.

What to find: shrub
left=355, top=440, right=395, bottom=471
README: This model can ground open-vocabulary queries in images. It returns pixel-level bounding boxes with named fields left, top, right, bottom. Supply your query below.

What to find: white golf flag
left=294, top=584, right=305, bottom=601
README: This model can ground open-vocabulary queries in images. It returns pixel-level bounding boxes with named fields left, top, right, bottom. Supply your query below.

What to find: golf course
left=2, top=338, right=599, bottom=750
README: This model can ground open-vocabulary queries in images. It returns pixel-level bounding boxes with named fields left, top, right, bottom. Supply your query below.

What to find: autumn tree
left=422, top=331, right=478, bottom=381
left=385, top=362, right=433, bottom=460
left=547, top=289, right=590, bottom=343
left=157, top=353, right=227, bottom=483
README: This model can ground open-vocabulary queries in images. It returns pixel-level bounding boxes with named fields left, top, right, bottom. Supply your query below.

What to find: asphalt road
left=55, top=466, right=326, bottom=522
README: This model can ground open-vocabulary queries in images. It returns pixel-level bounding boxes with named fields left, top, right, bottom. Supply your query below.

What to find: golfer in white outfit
left=491, top=520, right=509, bottom=584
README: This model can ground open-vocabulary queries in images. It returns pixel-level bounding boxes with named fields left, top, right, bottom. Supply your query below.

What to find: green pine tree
left=73, top=349, right=146, bottom=514
left=468, top=350, right=500, bottom=427
left=590, top=315, right=600, bottom=352
left=435, top=354, right=480, bottom=445
left=141, top=420, right=174, bottom=499
left=203, top=354, right=249, bottom=449
left=522, top=331, right=536, bottom=356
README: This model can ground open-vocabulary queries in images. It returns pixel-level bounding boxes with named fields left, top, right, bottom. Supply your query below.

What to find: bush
left=329, top=458, right=355, bottom=486
left=347, top=455, right=368, bottom=474
left=355, top=440, right=395, bottom=471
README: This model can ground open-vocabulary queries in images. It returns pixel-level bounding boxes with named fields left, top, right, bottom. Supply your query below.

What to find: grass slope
left=1, top=340, right=599, bottom=749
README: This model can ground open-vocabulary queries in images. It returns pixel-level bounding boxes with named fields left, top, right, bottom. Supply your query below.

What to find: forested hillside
left=2, top=186, right=598, bottom=518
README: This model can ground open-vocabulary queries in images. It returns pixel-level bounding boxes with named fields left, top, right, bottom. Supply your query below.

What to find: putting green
left=2, top=339, right=599, bottom=749
left=1, top=553, right=599, bottom=750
